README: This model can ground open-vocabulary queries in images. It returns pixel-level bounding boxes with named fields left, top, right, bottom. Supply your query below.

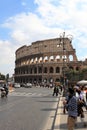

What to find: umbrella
left=77, top=80, right=87, bottom=85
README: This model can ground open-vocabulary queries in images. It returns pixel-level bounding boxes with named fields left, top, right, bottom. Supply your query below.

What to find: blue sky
left=0, top=0, right=87, bottom=76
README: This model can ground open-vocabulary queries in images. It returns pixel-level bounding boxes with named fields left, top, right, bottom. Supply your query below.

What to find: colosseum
left=14, top=37, right=83, bottom=85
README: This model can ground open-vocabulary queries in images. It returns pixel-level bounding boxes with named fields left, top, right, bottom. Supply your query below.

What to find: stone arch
left=49, top=55, right=54, bottom=61
left=34, top=57, right=38, bottom=63
left=56, top=67, right=60, bottom=73
left=55, top=78, right=60, bottom=82
left=44, top=56, right=48, bottom=62
left=34, top=78, right=37, bottom=83
left=44, top=67, right=48, bottom=73
left=30, top=68, right=32, bottom=74
left=69, top=55, right=73, bottom=61
left=69, top=66, right=74, bottom=70
left=22, top=61, right=26, bottom=65
left=49, top=67, right=54, bottom=73
left=55, top=55, right=60, bottom=61
left=38, top=78, right=42, bottom=83
left=38, top=57, right=43, bottom=63
left=76, top=66, right=79, bottom=71
left=26, top=59, right=30, bottom=64
left=38, top=67, right=42, bottom=73
left=62, top=55, right=67, bottom=62
left=30, top=58, right=34, bottom=64
left=43, top=78, right=47, bottom=83
left=49, top=78, right=53, bottom=83
left=34, top=67, right=37, bottom=74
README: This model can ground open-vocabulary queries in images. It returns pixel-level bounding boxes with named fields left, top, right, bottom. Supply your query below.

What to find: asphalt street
left=0, top=87, right=59, bottom=130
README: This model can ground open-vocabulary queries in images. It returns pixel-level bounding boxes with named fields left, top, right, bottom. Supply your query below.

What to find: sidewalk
left=54, top=96, right=87, bottom=130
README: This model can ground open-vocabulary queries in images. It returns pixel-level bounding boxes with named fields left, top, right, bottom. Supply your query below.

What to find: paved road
left=0, top=87, right=59, bottom=130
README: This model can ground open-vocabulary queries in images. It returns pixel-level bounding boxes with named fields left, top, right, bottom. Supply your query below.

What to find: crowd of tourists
left=63, top=84, right=87, bottom=130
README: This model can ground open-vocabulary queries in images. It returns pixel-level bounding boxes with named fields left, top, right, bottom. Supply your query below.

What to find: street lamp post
left=57, top=32, right=73, bottom=87
left=61, top=32, right=66, bottom=86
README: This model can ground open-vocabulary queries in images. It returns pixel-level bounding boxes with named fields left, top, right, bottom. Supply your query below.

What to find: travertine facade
left=14, top=37, right=82, bottom=84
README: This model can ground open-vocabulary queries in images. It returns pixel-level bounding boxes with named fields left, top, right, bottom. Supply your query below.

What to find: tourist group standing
left=63, top=85, right=87, bottom=130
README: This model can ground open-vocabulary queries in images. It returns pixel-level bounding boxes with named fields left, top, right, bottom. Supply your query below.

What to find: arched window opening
left=34, top=57, right=38, bottom=63
left=26, top=60, right=29, bottom=64
left=38, top=67, right=42, bottom=73
left=49, top=56, right=54, bottom=61
left=49, top=78, right=53, bottom=83
left=38, top=78, right=42, bottom=83
left=34, top=79, right=36, bottom=83
left=43, top=78, right=47, bottom=83
left=34, top=67, right=37, bottom=74
left=39, top=57, right=43, bottom=63
left=69, top=66, right=74, bottom=70
left=30, top=58, right=34, bottom=64
left=55, top=78, right=60, bottom=82
left=55, top=55, right=60, bottom=61
left=56, top=67, right=60, bottom=73
left=69, top=55, right=73, bottom=61
left=44, top=67, right=47, bottom=73
left=30, top=79, right=32, bottom=83
left=76, top=67, right=79, bottom=71
left=23, top=61, right=26, bottom=65
left=30, top=68, right=32, bottom=74
left=49, top=67, right=54, bottom=73
left=62, top=55, right=67, bottom=62
left=44, top=56, right=48, bottom=62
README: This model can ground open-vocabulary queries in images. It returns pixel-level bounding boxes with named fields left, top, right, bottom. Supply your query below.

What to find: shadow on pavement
left=41, top=108, right=56, bottom=111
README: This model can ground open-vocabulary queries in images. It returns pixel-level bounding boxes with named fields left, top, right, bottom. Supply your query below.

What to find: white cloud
left=0, top=40, right=16, bottom=76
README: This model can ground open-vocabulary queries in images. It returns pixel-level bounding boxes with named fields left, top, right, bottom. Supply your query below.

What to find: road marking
left=9, top=92, right=49, bottom=97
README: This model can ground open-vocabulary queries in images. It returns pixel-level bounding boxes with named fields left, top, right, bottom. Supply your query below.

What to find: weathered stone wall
left=16, top=38, right=77, bottom=62
left=15, top=38, right=80, bottom=84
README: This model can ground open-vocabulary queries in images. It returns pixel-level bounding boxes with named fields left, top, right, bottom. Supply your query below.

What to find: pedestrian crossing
left=9, top=92, right=50, bottom=97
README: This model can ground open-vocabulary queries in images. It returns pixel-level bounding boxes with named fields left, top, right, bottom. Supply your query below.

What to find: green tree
left=0, top=73, right=5, bottom=80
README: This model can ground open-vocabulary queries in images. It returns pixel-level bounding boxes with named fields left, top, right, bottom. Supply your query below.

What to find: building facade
left=14, top=37, right=82, bottom=84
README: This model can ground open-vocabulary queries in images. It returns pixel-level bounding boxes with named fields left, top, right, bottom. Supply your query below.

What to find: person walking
left=3, top=84, right=9, bottom=97
left=53, top=84, right=59, bottom=96
left=75, top=87, right=87, bottom=127
left=63, top=87, right=78, bottom=130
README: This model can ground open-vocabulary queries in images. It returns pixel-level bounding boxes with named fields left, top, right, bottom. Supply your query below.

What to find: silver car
left=14, top=83, right=21, bottom=88
left=25, top=83, right=32, bottom=88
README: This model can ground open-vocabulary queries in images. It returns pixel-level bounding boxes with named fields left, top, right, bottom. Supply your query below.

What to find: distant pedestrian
left=53, top=85, right=59, bottom=96
left=63, top=87, right=78, bottom=130
left=3, top=84, right=9, bottom=97
left=76, top=87, right=87, bottom=127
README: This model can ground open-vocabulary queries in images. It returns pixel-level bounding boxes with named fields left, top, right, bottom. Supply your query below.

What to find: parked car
left=14, top=83, right=21, bottom=88
left=20, top=83, right=26, bottom=87
left=25, top=83, right=32, bottom=88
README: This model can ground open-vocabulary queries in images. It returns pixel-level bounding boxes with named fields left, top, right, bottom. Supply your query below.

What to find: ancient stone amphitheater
left=14, top=37, right=82, bottom=84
